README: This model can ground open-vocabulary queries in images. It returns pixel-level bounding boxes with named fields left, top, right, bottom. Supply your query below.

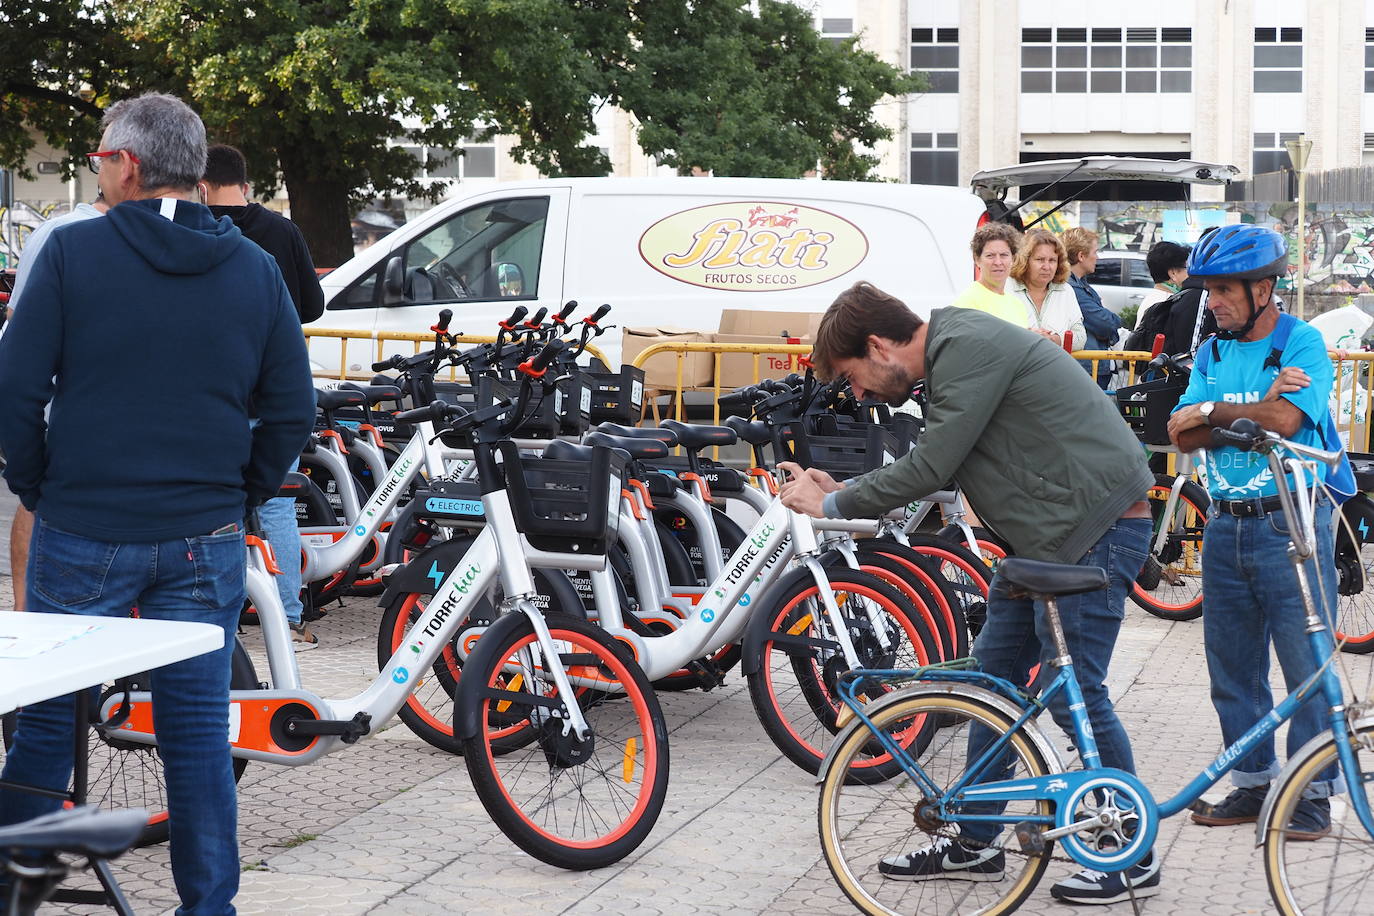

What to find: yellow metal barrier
left=630, top=341, right=814, bottom=425
left=304, top=328, right=607, bottom=382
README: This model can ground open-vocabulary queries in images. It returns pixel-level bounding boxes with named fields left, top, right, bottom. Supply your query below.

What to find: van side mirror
left=383, top=255, right=405, bottom=304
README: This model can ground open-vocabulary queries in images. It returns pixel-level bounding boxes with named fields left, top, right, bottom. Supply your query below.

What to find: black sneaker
left=1050, top=853, right=1162, bottom=905
left=1191, top=784, right=1270, bottom=826
left=877, top=837, right=1004, bottom=882
left=1287, top=797, right=1331, bottom=841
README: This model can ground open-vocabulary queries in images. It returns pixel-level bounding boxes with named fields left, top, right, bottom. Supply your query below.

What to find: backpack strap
left=1263, top=311, right=1297, bottom=371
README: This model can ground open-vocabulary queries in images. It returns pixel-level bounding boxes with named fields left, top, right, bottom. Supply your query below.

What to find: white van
left=312, top=176, right=987, bottom=373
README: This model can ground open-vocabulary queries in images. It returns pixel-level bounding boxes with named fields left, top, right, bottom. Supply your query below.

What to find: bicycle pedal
left=1012, top=821, right=1045, bottom=854
left=686, top=657, right=725, bottom=690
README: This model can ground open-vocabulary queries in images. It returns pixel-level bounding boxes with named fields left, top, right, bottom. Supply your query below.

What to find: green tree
left=1, top=0, right=919, bottom=267
left=0, top=1, right=154, bottom=178
left=615, top=0, right=922, bottom=180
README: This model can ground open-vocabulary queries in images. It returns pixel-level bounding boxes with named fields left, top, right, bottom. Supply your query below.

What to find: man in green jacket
left=780, top=281, right=1155, bottom=905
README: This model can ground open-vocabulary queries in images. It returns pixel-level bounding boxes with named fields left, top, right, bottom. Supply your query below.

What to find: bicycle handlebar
left=430, top=308, right=453, bottom=334
left=500, top=305, right=529, bottom=330
left=523, top=306, right=548, bottom=329
left=555, top=300, right=578, bottom=323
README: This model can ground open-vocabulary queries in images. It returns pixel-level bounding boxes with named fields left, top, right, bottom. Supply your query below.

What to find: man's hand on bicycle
left=778, top=461, right=842, bottom=517
left=1264, top=366, right=1311, bottom=401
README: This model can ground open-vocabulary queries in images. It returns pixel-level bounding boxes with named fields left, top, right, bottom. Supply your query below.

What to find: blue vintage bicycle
left=817, top=419, right=1374, bottom=916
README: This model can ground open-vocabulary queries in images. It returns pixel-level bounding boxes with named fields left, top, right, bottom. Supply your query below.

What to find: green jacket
left=834, top=307, right=1152, bottom=563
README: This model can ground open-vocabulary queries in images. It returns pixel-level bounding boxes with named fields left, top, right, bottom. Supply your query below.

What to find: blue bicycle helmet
left=1187, top=224, right=1288, bottom=340
left=1187, top=224, right=1288, bottom=280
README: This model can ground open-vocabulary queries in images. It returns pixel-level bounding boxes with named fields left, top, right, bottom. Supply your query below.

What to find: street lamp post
left=1285, top=135, right=1314, bottom=320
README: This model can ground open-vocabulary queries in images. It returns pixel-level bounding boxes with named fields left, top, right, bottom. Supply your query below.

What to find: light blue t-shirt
left=1174, top=317, right=1332, bottom=499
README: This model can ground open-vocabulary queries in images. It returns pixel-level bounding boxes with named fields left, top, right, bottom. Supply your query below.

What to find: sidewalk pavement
left=9, top=526, right=1374, bottom=914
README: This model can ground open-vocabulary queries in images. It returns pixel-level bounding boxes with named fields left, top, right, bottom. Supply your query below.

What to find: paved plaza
left=5, top=488, right=1374, bottom=914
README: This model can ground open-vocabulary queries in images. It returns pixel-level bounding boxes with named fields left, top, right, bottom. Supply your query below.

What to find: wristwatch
left=1199, top=401, right=1216, bottom=426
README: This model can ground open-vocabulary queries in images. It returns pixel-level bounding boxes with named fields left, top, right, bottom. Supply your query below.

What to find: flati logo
left=392, top=667, right=410, bottom=684
left=639, top=201, right=869, bottom=292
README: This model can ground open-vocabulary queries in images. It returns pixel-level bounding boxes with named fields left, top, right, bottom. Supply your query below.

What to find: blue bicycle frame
left=834, top=439, right=1374, bottom=872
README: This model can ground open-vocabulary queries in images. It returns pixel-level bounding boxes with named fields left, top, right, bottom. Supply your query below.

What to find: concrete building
left=809, top=0, right=1372, bottom=200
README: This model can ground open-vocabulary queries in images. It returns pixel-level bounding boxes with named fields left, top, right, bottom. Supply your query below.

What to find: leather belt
left=1214, top=495, right=1287, bottom=518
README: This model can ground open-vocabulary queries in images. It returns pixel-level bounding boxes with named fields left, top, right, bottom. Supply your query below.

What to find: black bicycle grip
left=524, top=306, right=548, bottom=328
left=394, top=399, right=451, bottom=423
left=555, top=300, right=578, bottom=322
left=589, top=303, right=612, bottom=323
left=370, top=355, right=401, bottom=372
left=529, top=339, right=566, bottom=373
left=431, top=309, right=453, bottom=333
left=718, top=388, right=754, bottom=412
left=1210, top=417, right=1265, bottom=451
left=501, top=305, right=529, bottom=328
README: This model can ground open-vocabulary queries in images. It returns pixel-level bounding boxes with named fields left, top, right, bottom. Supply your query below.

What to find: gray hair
left=101, top=93, right=207, bottom=192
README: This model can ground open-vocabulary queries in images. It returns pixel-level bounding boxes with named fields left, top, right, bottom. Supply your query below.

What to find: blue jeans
left=257, top=489, right=303, bottom=625
left=1202, top=501, right=1342, bottom=796
left=961, top=518, right=1150, bottom=845
left=0, top=518, right=245, bottom=916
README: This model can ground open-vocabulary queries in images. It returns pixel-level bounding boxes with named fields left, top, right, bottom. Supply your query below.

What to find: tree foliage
left=1, top=0, right=918, bottom=265
left=616, top=0, right=923, bottom=180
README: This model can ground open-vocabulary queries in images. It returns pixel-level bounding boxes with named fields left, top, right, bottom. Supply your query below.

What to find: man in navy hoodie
left=0, top=93, right=315, bottom=915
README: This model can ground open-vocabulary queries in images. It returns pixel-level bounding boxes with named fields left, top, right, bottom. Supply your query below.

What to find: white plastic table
left=0, top=612, right=223, bottom=714
left=0, top=611, right=222, bottom=914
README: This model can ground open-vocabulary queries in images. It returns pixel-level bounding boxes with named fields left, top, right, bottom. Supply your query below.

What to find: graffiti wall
left=1021, top=200, right=1374, bottom=316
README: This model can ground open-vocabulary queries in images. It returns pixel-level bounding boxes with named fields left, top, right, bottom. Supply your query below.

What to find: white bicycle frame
left=589, top=491, right=887, bottom=682
left=104, top=480, right=611, bottom=766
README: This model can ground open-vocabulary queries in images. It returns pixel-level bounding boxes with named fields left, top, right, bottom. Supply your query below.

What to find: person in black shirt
left=201, top=144, right=324, bottom=323
left=202, top=144, right=323, bottom=647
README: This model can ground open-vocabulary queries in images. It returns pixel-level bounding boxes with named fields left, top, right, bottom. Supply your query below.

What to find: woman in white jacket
left=1008, top=228, right=1086, bottom=350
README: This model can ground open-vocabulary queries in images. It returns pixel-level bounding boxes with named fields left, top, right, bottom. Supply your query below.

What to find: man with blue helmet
left=1167, top=224, right=1338, bottom=839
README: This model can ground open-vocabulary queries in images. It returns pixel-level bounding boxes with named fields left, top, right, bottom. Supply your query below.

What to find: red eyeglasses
left=86, top=149, right=141, bottom=174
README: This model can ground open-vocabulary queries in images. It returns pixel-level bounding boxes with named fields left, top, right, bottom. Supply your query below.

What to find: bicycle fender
left=739, top=565, right=818, bottom=678
left=814, top=682, right=1067, bottom=785
left=452, top=611, right=537, bottom=741
left=1253, top=714, right=1374, bottom=846
left=377, top=537, right=584, bottom=621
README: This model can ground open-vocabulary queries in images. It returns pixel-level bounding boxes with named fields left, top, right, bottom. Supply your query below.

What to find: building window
left=911, top=27, right=958, bottom=93
left=1365, top=29, right=1374, bottom=92
left=820, top=18, right=852, bottom=46
left=1021, top=26, right=1190, bottom=95
left=1254, top=27, right=1302, bottom=93
left=910, top=132, right=957, bottom=186
left=1253, top=132, right=1302, bottom=174
left=412, top=141, right=498, bottom=181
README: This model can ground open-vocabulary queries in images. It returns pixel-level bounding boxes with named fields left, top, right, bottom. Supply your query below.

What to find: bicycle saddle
left=724, top=416, right=770, bottom=446
left=315, top=388, right=367, bottom=411
left=541, top=440, right=589, bottom=461
left=0, top=806, right=148, bottom=858
left=340, top=383, right=403, bottom=406
left=583, top=431, right=670, bottom=461
left=660, top=419, right=737, bottom=449
left=596, top=422, right=679, bottom=446
left=998, top=557, right=1107, bottom=598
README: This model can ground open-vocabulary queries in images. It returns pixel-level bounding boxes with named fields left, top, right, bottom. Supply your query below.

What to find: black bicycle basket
left=787, top=423, right=902, bottom=481
left=585, top=365, right=646, bottom=424
left=1115, top=374, right=1188, bottom=447
left=496, top=441, right=626, bottom=554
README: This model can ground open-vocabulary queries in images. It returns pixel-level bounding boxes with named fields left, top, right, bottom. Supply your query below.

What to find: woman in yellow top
left=950, top=221, right=1030, bottom=328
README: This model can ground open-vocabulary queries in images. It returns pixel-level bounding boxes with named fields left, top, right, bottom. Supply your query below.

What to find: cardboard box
left=713, top=333, right=813, bottom=388
left=711, top=309, right=820, bottom=388
left=718, top=308, right=822, bottom=339
left=621, top=325, right=715, bottom=388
